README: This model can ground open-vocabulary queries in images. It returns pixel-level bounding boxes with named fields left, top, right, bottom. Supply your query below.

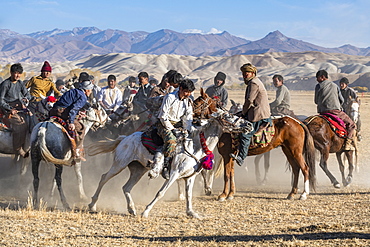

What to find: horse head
left=229, top=99, right=242, bottom=114
left=193, top=88, right=218, bottom=119
left=82, top=104, right=109, bottom=131
left=346, top=96, right=360, bottom=124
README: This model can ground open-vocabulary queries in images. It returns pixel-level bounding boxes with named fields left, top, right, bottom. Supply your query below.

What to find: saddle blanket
left=320, top=114, right=347, bottom=138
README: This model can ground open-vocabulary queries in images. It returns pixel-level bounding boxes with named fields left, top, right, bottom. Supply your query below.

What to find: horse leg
left=319, top=152, right=340, bottom=188
left=282, top=150, right=300, bottom=200
left=218, top=158, right=234, bottom=201
left=142, top=172, right=180, bottom=218
left=184, top=176, right=200, bottom=219
left=282, top=147, right=309, bottom=200
left=73, top=161, right=88, bottom=201
left=31, top=155, right=41, bottom=209
left=54, top=165, right=70, bottom=210
left=254, top=154, right=263, bottom=184
left=88, top=160, right=127, bottom=211
left=344, top=151, right=354, bottom=186
left=123, top=162, right=147, bottom=216
left=177, top=179, right=185, bottom=201
left=201, top=169, right=213, bottom=196
left=262, top=151, right=271, bottom=184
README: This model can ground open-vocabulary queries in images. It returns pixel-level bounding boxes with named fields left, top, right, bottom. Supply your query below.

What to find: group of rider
left=0, top=61, right=361, bottom=176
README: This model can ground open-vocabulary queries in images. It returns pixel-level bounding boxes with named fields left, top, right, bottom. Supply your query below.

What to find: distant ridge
left=1, top=27, right=370, bottom=63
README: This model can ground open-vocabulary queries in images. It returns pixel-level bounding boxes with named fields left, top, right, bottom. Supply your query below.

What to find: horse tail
left=87, top=135, right=126, bottom=156
left=38, top=125, right=74, bottom=166
left=301, top=123, right=317, bottom=191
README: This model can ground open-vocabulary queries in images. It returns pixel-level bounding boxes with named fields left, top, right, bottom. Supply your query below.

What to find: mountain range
left=1, top=27, right=370, bottom=63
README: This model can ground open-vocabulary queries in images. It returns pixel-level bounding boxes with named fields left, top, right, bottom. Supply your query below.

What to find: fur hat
left=240, top=63, right=257, bottom=75
left=339, top=77, right=349, bottom=85
left=80, top=80, right=94, bottom=90
left=41, top=61, right=52, bottom=72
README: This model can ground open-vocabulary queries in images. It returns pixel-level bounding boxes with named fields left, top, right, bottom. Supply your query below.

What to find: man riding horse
left=49, top=80, right=94, bottom=162
left=230, top=63, right=272, bottom=166
left=339, top=77, right=362, bottom=141
left=0, top=63, right=33, bottom=158
left=152, top=79, right=195, bottom=179
left=315, top=70, right=356, bottom=150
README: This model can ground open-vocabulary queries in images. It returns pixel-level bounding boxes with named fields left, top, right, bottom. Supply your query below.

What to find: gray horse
left=30, top=105, right=107, bottom=209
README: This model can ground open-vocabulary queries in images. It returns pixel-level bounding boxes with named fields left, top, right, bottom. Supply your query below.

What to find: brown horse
left=193, top=89, right=316, bottom=200
left=304, top=115, right=357, bottom=188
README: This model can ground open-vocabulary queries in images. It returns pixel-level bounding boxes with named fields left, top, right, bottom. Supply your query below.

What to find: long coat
left=242, top=79, right=270, bottom=122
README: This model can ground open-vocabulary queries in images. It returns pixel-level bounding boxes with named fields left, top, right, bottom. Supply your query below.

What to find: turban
left=240, top=63, right=257, bottom=75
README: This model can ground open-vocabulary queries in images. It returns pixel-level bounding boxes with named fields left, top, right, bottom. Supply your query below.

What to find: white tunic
left=158, top=91, right=193, bottom=131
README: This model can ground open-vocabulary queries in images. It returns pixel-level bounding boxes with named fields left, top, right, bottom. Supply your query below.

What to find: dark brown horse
left=193, top=89, right=316, bottom=200
left=304, top=115, right=357, bottom=188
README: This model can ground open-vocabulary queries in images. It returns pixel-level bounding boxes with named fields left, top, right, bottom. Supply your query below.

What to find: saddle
left=231, top=121, right=275, bottom=151
left=319, top=114, right=347, bottom=138
left=141, top=126, right=164, bottom=154
left=49, top=116, right=77, bottom=156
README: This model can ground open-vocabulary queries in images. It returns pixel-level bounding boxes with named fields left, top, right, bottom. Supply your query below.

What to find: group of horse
left=0, top=89, right=360, bottom=218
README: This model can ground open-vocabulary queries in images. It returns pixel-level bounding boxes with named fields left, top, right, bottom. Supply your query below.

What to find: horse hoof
left=178, top=195, right=186, bottom=201
left=287, top=194, right=294, bottom=200
left=88, top=205, right=96, bottom=212
left=218, top=197, right=226, bottom=202
left=187, top=211, right=201, bottom=219
left=141, top=211, right=149, bottom=218
left=205, top=189, right=212, bottom=196
left=333, top=183, right=341, bottom=189
left=299, top=194, right=307, bottom=200
left=128, top=208, right=137, bottom=216
left=346, top=176, right=353, bottom=185
left=227, top=196, right=234, bottom=200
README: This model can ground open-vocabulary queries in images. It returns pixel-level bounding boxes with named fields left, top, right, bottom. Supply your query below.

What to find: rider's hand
left=68, top=123, right=76, bottom=131
left=10, top=109, right=18, bottom=115
left=172, top=128, right=182, bottom=138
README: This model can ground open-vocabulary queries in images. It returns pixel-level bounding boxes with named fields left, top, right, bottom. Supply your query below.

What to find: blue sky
left=1, top=0, right=369, bottom=48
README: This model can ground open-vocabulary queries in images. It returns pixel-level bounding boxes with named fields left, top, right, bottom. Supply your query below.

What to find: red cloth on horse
left=320, top=114, right=347, bottom=138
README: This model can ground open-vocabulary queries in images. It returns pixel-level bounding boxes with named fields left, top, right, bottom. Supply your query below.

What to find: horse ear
left=200, top=88, right=205, bottom=97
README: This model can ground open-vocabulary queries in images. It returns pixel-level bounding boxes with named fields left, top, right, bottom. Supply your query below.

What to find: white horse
left=87, top=111, right=251, bottom=218
left=30, top=104, right=108, bottom=209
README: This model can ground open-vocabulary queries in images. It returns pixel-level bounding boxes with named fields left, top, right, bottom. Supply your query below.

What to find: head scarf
left=240, top=63, right=257, bottom=83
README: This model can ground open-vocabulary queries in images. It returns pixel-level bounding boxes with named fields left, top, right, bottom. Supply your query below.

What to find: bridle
left=82, top=107, right=108, bottom=131
left=193, top=95, right=216, bottom=119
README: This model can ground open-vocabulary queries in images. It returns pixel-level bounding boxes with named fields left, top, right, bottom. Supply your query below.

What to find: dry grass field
left=0, top=90, right=370, bottom=246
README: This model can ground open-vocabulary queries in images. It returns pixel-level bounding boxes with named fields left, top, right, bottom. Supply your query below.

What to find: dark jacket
left=133, top=83, right=152, bottom=109
left=0, top=78, right=32, bottom=112
left=53, top=88, right=87, bottom=122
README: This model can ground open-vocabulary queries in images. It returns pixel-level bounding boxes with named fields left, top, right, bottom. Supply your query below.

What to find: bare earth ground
left=0, top=91, right=370, bottom=246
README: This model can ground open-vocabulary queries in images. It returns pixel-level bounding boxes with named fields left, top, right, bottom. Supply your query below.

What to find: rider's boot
left=161, top=157, right=171, bottom=180
left=357, top=132, right=362, bottom=142
left=344, top=138, right=355, bottom=151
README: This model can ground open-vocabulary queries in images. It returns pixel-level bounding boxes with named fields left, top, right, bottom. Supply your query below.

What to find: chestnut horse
left=304, top=115, right=357, bottom=188
left=193, top=89, right=316, bottom=200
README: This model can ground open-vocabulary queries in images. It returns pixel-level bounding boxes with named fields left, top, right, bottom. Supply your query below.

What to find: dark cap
left=339, top=77, right=349, bottom=85
left=128, top=76, right=136, bottom=83
left=55, top=79, right=65, bottom=86
left=79, top=72, right=90, bottom=82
